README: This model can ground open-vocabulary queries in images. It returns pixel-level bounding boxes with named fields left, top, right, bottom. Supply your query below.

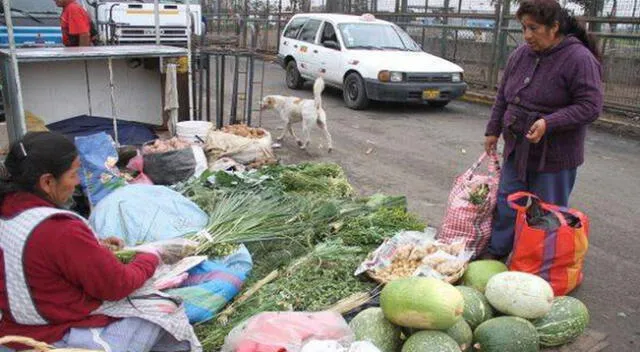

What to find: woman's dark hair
left=0, top=132, right=78, bottom=202
left=516, top=0, right=601, bottom=61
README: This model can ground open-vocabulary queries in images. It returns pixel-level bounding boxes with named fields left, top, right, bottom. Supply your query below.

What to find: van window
left=298, top=19, right=322, bottom=43
left=283, top=18, right=307, bottom=39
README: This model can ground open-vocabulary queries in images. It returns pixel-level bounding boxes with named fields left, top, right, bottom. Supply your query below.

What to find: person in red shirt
left=0, top=132, right=195, bottom=351
left=55, top=0, right=94, bottom=47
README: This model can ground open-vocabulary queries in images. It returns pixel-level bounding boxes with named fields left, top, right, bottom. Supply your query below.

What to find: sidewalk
left=462, top=89, right=640, bottom=140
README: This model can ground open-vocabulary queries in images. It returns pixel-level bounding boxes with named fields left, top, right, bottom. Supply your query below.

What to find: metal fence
left=201, top=0, right=640, bottom=113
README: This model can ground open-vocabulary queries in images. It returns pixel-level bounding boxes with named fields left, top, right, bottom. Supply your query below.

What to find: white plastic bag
left=349, top=342, right=383, bottom=352
left=132, top=238, right=199, bottom=265
left=355, top=229, right=473, bottom=283
left=300, top=340, right=382, bottom=352
left=301, top=340, right=347, bottom=352
left=205, top=129, right=274, bottom=165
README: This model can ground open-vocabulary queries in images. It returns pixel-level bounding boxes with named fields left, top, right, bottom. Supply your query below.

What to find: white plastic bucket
left=176, top=121, right=213, bottom=144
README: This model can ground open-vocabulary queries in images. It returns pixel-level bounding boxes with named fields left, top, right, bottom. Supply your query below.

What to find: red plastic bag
left=507, top=192, right=589, bottom=296
left=436, top=152, right=500, bottom=259
left=126, top=152, right=154, bottom=185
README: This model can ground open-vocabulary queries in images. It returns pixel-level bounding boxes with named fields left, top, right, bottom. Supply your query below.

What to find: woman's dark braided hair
left=0, top=132, right=78, bottom=203
left=516, top=0, right=601, bottom=61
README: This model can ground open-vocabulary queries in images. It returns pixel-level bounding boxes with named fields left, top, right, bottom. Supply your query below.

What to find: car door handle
left=293, top=44, right=298, bottom=48
left=313, top=49, right=318, bottom=53
left=283, top=40, right=288, bottom=45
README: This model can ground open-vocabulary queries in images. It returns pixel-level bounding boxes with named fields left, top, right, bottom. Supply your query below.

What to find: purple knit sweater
left=485, top=35, right=603, bottom=175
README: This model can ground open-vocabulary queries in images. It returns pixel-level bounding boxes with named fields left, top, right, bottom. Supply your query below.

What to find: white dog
left=261, top=77, right=333, bottom=153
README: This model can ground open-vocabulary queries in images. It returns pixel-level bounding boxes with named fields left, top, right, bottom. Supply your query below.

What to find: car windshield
left=0, top=0, right=59, bottom=14
left=338, top=22, right=420, bottom=51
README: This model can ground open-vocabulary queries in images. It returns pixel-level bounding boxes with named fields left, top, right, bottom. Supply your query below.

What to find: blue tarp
left=47, top=115, right=157, bottom=146
left=89, top=184, right=209, bottom=246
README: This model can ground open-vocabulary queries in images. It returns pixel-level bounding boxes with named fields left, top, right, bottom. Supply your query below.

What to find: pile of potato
left=222, top=124, right=266, bottom=139
left=369, top=241, right=467, bottom=283
left=143, top=137, right=191, bottom=154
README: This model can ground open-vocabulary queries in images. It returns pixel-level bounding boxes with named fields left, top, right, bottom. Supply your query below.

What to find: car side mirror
left=323, top=40, right=340, bottom=50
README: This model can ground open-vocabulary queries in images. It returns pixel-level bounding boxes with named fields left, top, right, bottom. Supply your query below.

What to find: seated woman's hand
left=100, top=237, right=125, bottom=251
left=133, top=239, right=199, bottom=265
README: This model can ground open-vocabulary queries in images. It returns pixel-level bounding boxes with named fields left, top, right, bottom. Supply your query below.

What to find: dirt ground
left=216, top=62, right=640, bottom=351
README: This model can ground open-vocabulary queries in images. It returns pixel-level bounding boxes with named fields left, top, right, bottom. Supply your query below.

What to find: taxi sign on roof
left=360, top=13, right=376, bottom=21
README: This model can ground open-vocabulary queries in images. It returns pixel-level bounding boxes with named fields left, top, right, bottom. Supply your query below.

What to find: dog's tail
left=313, top=77, right=325, bottom=110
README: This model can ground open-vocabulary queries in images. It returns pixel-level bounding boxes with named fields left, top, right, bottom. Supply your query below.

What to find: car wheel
left=286, top=60, right=304, bottom=89
left=429, top=100, right=450, bottom=108
left=343, top=73, right=369, bottom=110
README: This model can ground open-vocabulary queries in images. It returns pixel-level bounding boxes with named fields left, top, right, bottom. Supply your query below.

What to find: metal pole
left=246, top=55, right=254, bottom=126
left=108, top=58, right=120, bottom=146
left=217, top=55, right=226, bottom=129
left=488, top=0, right=504, bottom=89
left=276, top=0, right=282, bottom=50
left=186, top=0, right=194, bottom=120
left=230, top=55, right=239, bottom=124
left=2, top=0, right=27, bottom=142
left=206, top=54, right=211, bottom=122
left=154, top=0, right=161, bottom=45
left=198, top=51, right=204, bottom=120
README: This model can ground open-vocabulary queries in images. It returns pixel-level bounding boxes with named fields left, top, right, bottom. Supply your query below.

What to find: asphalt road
left=237, top=63, right=639, bottom=351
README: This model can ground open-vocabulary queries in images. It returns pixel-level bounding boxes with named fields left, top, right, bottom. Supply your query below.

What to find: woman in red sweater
left=0, top=132, right=197, bottom=351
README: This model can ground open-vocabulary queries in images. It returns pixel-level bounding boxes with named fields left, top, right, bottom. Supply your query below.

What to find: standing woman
left=483, top=0, right=603, bottom=259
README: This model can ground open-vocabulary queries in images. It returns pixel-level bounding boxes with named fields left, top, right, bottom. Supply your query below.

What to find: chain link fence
left=201, top=0, right=640, bottom=112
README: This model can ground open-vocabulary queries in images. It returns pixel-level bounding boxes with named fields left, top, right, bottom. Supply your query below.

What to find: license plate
left=422, top=89, right=440, bottom=100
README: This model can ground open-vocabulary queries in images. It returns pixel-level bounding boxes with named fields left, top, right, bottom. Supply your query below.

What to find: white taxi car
left=277, top=13, right=467, bottom=110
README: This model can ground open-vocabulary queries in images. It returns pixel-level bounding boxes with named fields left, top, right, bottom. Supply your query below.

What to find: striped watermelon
left=473, top=316, right=540, bottom=352
left=531, top=296, right=590, bottom=347
left=446, top=318, right=473, bottom=352
left=455, top=286, right=494, bottom=330
left=402, top=331, right=460, bottom=352
left=349, top=307, right=402, bottom=352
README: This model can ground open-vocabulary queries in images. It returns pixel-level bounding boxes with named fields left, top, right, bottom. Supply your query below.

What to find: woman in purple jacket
left=482, top=0, right=603, bottom=259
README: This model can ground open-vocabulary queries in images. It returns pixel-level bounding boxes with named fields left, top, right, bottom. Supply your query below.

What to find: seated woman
left=0, top=132, right=200, bottom=351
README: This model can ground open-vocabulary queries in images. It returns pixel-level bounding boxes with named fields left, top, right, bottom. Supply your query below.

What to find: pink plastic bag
left=126, top=152, right=154, bottom=185
left=436, top=152, right=500, bottom=259
left=222, top=311, right=354, bottom=352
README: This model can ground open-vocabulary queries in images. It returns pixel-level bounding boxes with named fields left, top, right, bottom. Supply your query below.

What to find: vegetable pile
left=166, top=161, right=589, bottom=351
left=171, top=162, right=426, bottom=350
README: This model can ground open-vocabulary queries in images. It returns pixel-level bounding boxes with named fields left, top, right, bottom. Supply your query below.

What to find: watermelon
left=401, top=331, right=460, bottom=352
left=455, top=286, right=494, bottom=330
left=485, top=271, right=554, bottom=319
left=349, top=307, right=402, bottom=352
left=461, top=260, right=508, bottom=293
left=446, top=318, right=473, bottom=352
left=380, top=277, right=464, bottom=330
left=532, top=296, right=590, bottom=347
left=473, top=316, right=540, bottom=352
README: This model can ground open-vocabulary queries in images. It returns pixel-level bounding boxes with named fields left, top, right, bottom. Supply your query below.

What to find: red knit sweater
left=0, top=192, right=159, bottom=349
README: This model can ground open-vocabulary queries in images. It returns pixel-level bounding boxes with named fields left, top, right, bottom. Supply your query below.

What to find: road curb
left=462, top=91, right=640, bottom=140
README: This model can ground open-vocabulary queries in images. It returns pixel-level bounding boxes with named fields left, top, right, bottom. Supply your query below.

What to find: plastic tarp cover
left=89, top=184, right=209, bottom=246
left=47, top=115, right=157, bottom=146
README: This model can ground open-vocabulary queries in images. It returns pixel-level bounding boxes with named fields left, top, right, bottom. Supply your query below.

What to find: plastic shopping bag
left=436, top=152, right=500, bottom=258
left=75, top=132, right=127, bottom=206
left=507, top=192, right=589, bottom=295
left=222, top=311, right=354, bottom=352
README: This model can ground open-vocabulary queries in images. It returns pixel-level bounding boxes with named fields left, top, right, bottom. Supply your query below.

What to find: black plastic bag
left=143, top=148, right=196, bottom=185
